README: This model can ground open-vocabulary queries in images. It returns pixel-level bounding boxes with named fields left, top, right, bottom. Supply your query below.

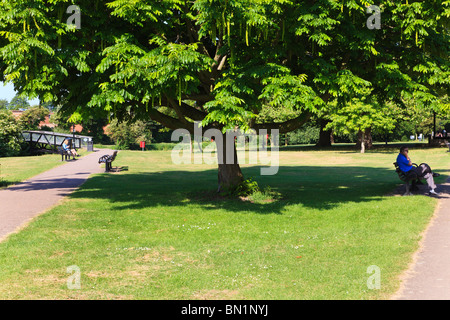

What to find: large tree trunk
left=316, top=119, right=333, bottom=147
left=216, top=131, right=244, bottom=193
left=356, top=128, right=373, bottom=153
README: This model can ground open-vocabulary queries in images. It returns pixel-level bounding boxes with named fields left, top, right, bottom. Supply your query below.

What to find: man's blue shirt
left=397, top=153, right=412, bottom=172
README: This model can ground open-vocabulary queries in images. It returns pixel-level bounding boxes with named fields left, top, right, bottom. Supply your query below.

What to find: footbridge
left=21, top=130, right=93, bottom=152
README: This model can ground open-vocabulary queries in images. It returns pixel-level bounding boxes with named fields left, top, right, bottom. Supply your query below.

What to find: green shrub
left=286, top=125, right=320, bottom=145
left=19, top=106, right=50, bottom=130
left=232, top=177, right=260, bottom=197
left=107, top=119, right=152, bottom=150
left=0, top=110, right=22, bottom=157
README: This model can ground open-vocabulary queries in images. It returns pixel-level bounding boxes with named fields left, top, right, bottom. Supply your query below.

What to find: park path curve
left=393, top=176, right=450, bottom=300
left=0, top=148, right=113, bottom=242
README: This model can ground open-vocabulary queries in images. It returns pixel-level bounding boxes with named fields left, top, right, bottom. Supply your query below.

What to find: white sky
left=0, top=81, right=40, bottom=105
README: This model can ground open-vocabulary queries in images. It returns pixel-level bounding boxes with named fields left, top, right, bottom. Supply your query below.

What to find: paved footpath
left=0, top=149, right=113, bottom=242
left=393, top=176, right=450, bottom=300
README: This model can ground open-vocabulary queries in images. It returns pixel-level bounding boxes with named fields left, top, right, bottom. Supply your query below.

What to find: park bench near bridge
left=98, top=151, right=118, bottom=172
left=57, top=146, right=75, bottom=161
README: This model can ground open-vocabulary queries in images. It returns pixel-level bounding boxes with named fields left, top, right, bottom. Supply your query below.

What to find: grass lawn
left=0, top=149, right=89, bottom=188
left=0, top=145, right=448, bottom=299
left=0, top=154, right=62, bottom=188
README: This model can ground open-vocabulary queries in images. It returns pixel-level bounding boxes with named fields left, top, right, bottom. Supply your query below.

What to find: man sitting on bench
left=397, top=146, right=440, bottom=196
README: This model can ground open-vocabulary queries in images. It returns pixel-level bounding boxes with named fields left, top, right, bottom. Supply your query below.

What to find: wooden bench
left=57, top=146, right=74, bottom=161
left=393, top=162, right=424, bottom=195
left=98, top=151, right=118, bottom=172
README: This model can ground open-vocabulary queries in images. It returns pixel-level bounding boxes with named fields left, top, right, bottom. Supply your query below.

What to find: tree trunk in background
left=356, top=128, right=373, bottom=153
left=216, top=132, right=244, bottom=193
left=316, top=119, right=333, bottom=147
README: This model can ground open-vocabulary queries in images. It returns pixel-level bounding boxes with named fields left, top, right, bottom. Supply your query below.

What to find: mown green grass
left=0, top=149, right=89, bottom=188
left=0, top=145, right=448, bottom=299
left=0, top=154, right=64, bottom=188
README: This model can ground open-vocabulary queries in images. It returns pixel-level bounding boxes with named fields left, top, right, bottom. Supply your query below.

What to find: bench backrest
left=393, top=162, right=417, bottom=181
left=110, top=151, right=118, bottom=161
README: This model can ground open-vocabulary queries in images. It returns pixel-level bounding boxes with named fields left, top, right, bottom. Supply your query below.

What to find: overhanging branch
left=167, top=97, right=207, bottom=121
left=251, top=112, right=311, bottom=134
left=140, top=102, right=217, bottom=134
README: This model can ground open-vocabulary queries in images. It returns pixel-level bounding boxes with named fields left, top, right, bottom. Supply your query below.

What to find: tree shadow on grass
left=68, top=165, right=450, bottom=215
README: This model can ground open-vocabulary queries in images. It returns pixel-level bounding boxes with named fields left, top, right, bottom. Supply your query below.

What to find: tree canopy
left=0, top=0, right=449, bottom=189
left=0, top=98, right=8, bottom=110
left=7, top=94, right=29, bottom=110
